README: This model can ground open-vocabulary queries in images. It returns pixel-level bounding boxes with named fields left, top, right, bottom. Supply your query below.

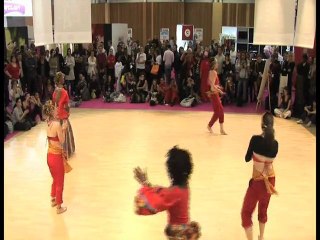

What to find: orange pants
left=47, top=153, right=65, bottom=204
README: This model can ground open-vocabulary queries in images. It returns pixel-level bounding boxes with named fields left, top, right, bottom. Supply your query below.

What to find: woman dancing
left=206, top=59, right=227, bottom=135
left=52, top=72, right=75, bottom=159
left=43, top=100, right=72, bottom=214
left=241, top=112, right=278, bottom=240
left=134, top=146, right=201, bottom=240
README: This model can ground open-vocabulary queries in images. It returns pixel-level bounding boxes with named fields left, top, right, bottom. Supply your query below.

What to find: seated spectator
left=146, top=79, right=159, bottom=106
left=9, top=81, right=24, bottom=107
left=131, top=73, right=148, bottom=103
left=12, top=97, right=32, bottom=131
left=156, top=77, right=166, bottom=105
left=4, top=104, right=14, bottom=136
left=89, top=73, right=101, bottom=99
left=297, top=100, right=316, bottom=127
left=126, top=72, right=136, bottom=96
left=76, top=73, right=90, bottom=101
left=274, top=87, right=292, bottom=119
left=184, top=77, right=201, bottom=104
left=26, top=93, right=43, bottom=124
left=104, top=75, right=115, bottom=103
left=44, top=80, right=54, bottom=101
left=165, top=78, right=179, bottom=106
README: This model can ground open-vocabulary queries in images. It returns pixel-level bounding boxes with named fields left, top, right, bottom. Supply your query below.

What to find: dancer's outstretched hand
left=134, top=167, right=148, bottom=184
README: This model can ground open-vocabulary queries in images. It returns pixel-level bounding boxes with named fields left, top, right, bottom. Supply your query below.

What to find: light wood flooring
left=4, top=108, right=316, bottom=240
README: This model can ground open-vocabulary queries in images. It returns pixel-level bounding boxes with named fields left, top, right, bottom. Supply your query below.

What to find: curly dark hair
left=166, top=146, right=193, bottom=187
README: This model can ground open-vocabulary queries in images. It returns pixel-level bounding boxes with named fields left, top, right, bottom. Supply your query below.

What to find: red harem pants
left=241, top=177, right=275, bottom=228
left=208, top=94, right=224, bottom=127
left=165, top=89, right=179, bottom=104
left=47, top=153, right=65, bottom=205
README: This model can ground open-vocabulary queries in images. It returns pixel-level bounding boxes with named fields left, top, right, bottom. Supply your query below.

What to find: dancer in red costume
left=199, top=51, right=210, bottom=102
left=52, top=72, right=75, bottom=159
left=241, top=112, right=278, bottom=240
left=206, top=59, right=227, bottom=135
left=134, top=146, right=201, bottom=240
left=43, top=100, right=72, bottom=214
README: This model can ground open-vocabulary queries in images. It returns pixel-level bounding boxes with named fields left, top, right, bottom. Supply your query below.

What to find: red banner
left=182, top=25, right=193, bottom=40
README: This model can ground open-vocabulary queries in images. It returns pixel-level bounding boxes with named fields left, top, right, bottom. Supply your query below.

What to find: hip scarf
left=252, top=155, right=277, bottom=195
left=48, top=142, right=72, bottom=173
left=165, top=222, right=201, bottom=240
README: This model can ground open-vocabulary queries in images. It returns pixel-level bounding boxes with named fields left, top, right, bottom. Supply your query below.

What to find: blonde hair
left=43, top=100, right=55, bottom=119
left=210, top=58, right=217, bottom=70
left=55, top=71, right=65, bottom=85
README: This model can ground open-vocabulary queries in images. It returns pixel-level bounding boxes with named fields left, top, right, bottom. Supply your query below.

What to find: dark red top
left=5, top=63, right=20, bottom=80
left=52, top=87, right=70, bottom=120
left=135, top=186, right=189, bottom=225
left=96, top=53, right=107, bottom=70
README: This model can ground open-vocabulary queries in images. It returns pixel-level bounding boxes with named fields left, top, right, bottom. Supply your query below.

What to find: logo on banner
left=182, top=25, right=193, bottom=40
left=185, top=29, right=191, bottom=38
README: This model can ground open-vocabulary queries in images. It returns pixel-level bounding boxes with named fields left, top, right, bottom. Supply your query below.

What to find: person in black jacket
left=37, top=54, right=50, bottom=101
left=241, top=112, right=279, bottom=240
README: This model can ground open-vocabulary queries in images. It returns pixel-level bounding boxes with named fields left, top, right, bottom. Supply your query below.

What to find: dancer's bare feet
left=220, top=129, right=227, bottom=135
left=51, top=198, right=57, bottom=207
left=207, top=125, right=213, bottom=133
left=220, top=123, right=227, bottom=135
left=57, top=205, right=67, bottom=214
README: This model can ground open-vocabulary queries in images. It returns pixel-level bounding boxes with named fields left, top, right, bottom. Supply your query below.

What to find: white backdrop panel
left=54, top=0, right=91, bottom=43
left=253, top=0, right=296, bottom=46
left=32, top=0, right=53, bottom=46
left=294, top=0, right=316, bottom=48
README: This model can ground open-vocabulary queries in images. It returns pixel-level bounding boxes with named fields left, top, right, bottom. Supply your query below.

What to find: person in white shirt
left=163, top=45, right=175, bottom=84
left=214, top=46, right=225, bottom=84
left=229, top=45, right=237, bottom=66
left=114, top=58, right=124, bottom=92
left=135, top=46, right=146, bottom=78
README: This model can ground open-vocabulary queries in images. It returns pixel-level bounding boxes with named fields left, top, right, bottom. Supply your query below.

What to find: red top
left=106, top=55, right=116, bottom=69
left=200, top=59, right=210, bottom=81
left=5, top=63, right=20, bottom=80
left=48, top=136, right=59, bottom=142
left=52, top=87, right=70, bottom=120
left=135, top=186, right=189, bottom=225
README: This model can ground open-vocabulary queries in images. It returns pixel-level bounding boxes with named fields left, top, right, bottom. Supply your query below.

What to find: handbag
left=151, top=64, right=159, bottom=75
left=63, top=65, right=70, bottom=75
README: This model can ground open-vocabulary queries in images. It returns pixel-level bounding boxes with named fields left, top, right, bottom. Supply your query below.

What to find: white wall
left=111, top=23, right=128, bottom=52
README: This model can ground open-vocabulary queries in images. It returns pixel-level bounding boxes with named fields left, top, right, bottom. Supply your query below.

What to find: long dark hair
left=166, top=146, right=193, bottom=187
left=261, top=112, right=275, bottom=146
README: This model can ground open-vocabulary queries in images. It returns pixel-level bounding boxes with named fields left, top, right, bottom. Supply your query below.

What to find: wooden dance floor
left=4, top=109, right=316, bottom=240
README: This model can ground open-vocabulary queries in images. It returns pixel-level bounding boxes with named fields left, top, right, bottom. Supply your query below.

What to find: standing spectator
left=114, top=58, right=124, bottom=92
left=163, top=45, right=175, bottom=84
left=135, top=46, right=146, bottom=79
left=214, top=46, right=225, bottom=86
left=65, top=48, right=76, bottom=97
left=292, top=53, right=310, bottom=117
left=106, top=49, right=116, bottom=81
left=87, top=51, right=97, bottom=80
left=287, top=52, right=295, bottom=96
left=4, top=55, right=21, bottom=94
left=96, top=44, right=107, bottom=92
left=37, top=54, right=50, bottom=101
left=55, top=47, right=64, bottom=72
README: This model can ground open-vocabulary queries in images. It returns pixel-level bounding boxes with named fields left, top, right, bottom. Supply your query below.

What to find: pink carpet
left=78, top=97, right=265, bottom=114
left=4, top=131, right=19, bottom=142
